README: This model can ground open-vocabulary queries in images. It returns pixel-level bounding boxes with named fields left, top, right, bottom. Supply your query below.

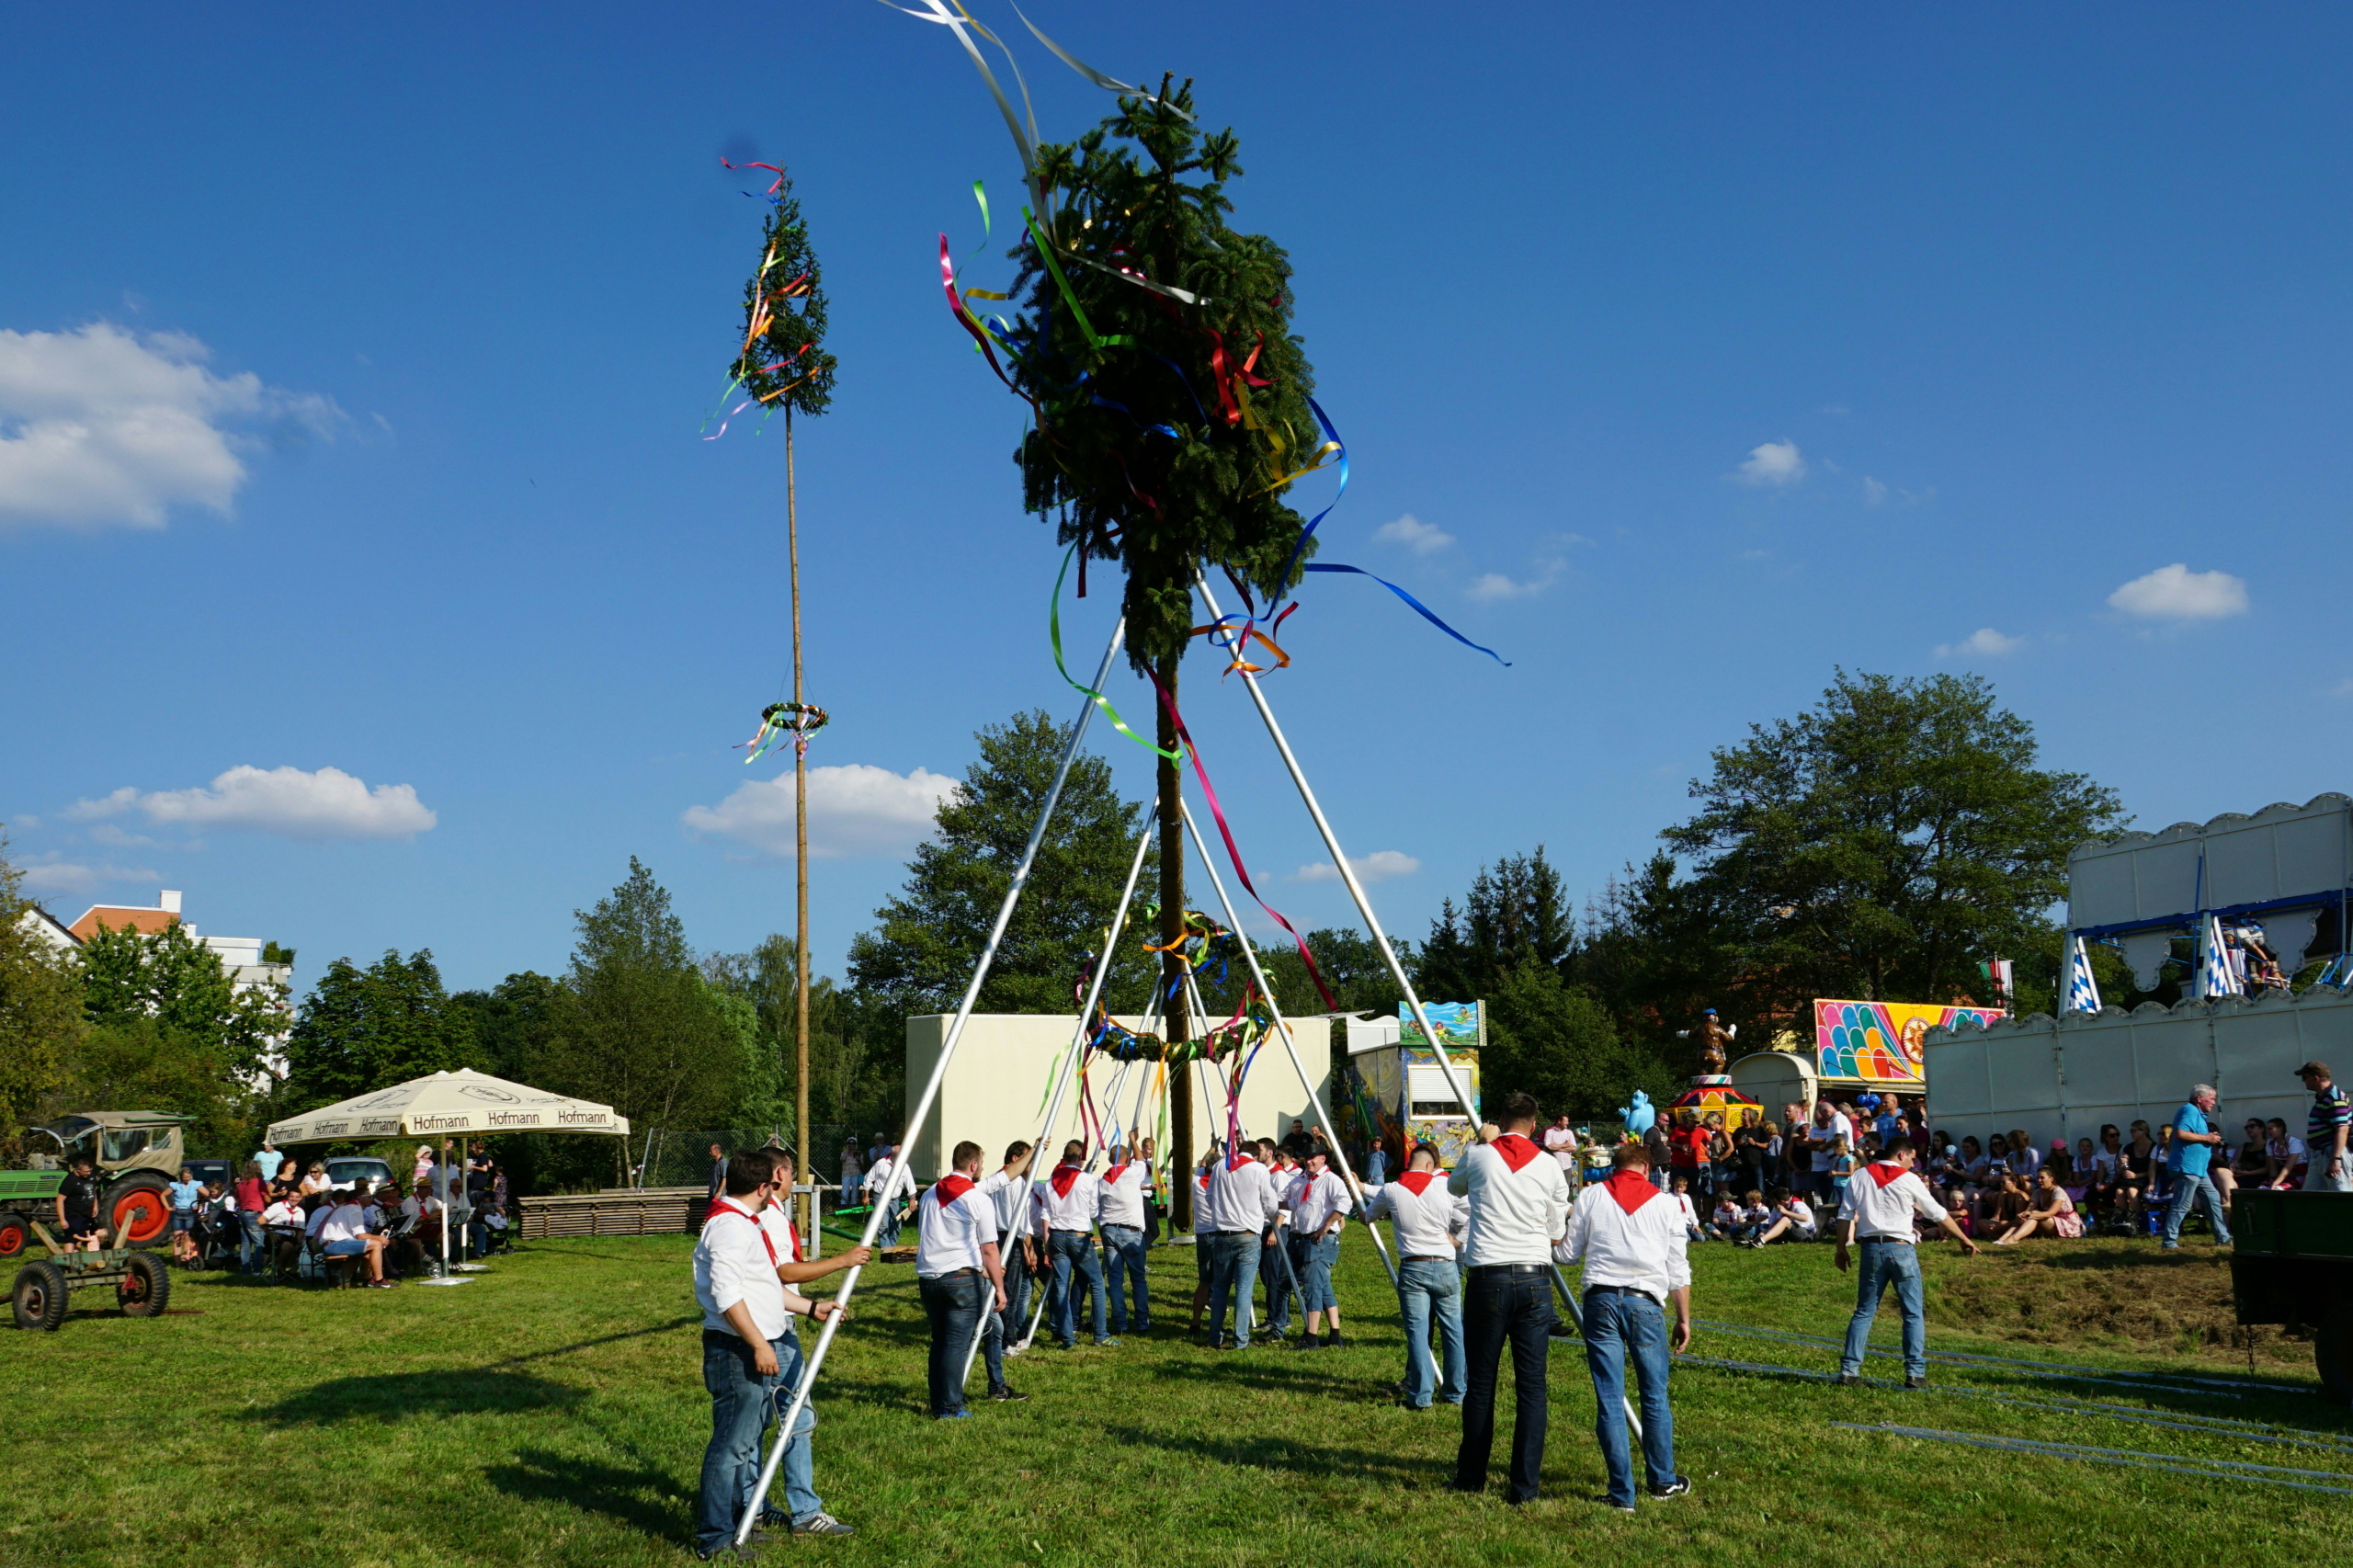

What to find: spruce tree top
left=731, top=165, right=837, bottom=421
left=1010, top=79, right=1318, bottom=672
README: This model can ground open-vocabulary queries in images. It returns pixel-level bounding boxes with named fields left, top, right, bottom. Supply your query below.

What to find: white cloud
left=1465, top=558, right=1564, bottom=602
left=71, top=766, right=437, bottom=839
left=0, top=322, right=341, bottom=530
left=1933, top=628, right=2026, bottom=659
left=2107, top=563, right=2248, bottom=621
left=1735, top=439, right=1806, bottom=487
left=1861, top=477, right=1889, bottom=506
left=685, top=763, right=961, bottom=860
left=1372, top=514, right=1454, bottom=555
left=17, top=858, right=162, bottom=897
left=1294, top=850, right=1420, bottom=884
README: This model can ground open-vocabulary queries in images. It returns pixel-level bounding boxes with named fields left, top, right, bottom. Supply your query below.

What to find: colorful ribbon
left=1303, top=563, right=1510, bottom=666
left=1051, top=543, right=1182, bottom=762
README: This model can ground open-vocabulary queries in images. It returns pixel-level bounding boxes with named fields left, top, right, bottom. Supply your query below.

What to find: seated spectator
left=1938, top=1185, right=1974, bottom=1236
left=1959, top=1135, right=1988, bottom=1189
left=2007, top=1130, right=2042, bottom=1182
left=394, top=1186, right=447, bottom=1275
left=2229, top=1119, right=2275, bottom=1199
left=1982, top=1170, right=2030, bottom=1237
left=1745, top=1193, right=1819, bottom=1247
left=2265, top=1118, right=2307, bottom=1189
left=1669, top=1175, right=1704, bottom=1241
left=2065, top=1138, right=2097, bottom=1204
left=1738, top=1190, right=1773, bottom=1240
left=261, top=1190, right=308, bottom=1274
left=317, top=1187, right=393, bottom=1289
left=297, top=1162, right=332, bottom=1198
left=1994, top=1169, right=2081, bottom=1244
left=1708, top=1194, right=1744, bottom=1241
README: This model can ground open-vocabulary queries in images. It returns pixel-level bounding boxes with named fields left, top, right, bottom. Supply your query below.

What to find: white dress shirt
left=1448, top=1136, right=1573, bottom=1267
left=1285, top=1168, right=1350, bottom=1236
left=981, top=1167, right=1029, bottom=1237
left=695, top=1198, right=790, bottom=1341
left=1553, top=1173, right=1692, bottom=1306
left=863, top=1156, right=896, bottom=1202
left=1204, top=1155, right=1280, bottom=1233
left=1365, top=1171, right=1470, bottom=1258
left=1039, top=1165, right=1101, bottom=1233
left=1191, top=1171, right=1215, bottom=1235
left=916, top=1177, right=1000, bottom=1277
left=1095, top=1163, right=1148, bottom=1229
left=317, top=1203, right=368, bottom=1244
left=1542, top=1126, right=1579, bottom=1171
left=1836, top=1162, right=1949, bottom=1241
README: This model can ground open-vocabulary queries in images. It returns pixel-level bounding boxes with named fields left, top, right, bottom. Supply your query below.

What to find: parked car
left=186, top=1159, right=233, bottom=1190
left=324, top=1156, right=394, bottom=1192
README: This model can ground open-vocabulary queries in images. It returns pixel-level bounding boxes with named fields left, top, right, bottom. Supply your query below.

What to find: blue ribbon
left=1304, top=563, right=1511, bottom=666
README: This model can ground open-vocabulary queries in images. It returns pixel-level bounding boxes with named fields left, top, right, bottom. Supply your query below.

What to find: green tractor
left=0, top=1111, right=196, bottom=1258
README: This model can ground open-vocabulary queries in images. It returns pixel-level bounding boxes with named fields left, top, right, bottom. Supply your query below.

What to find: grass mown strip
left=1, top=1233, right=2344, bottom=1567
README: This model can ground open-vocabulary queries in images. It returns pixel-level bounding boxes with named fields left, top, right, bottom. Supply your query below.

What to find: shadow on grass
left=1099, top=1423, right=1440, bottom=1484
left=482, top=1448, right=687, bottom=1543
left=249, top=1369, right=585, bottom=1426
left=489, top=1315, right=702, bottom=1367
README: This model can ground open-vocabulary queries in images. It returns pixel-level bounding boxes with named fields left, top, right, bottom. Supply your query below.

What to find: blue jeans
left=1205, top=1232, right=1262, bottom=1346
left=1262, top=1233, right=1300, bottom=1335
left=1457, top=1267, right=1554, bottom=1502
left=1839, top=1238, right=1926, bottom=1379
left=1397, top=1258, right=1465, bottom=1407
left=1047, top=1230, right=1107, bottom=1344
left=876, top=1199, right=903, bottom=1247
left=1583, top=1287, right=1677, bottom=1507
left=1100, top=1224, right=1150, bottom=1332
left=696, top=1331, right=778, bottom=1554
left=1296, top=1232, right=1339, bottom=1313
left=767, top=1327, right=822, bottom=1525
left=238, top=1212, right=266, bottom=1274
left=919, top=1270, right=987, bottom=1415
left=1001, top=1242, right=1034, bottom=1346
left=2163, top=1168, right=2233, bottom=1245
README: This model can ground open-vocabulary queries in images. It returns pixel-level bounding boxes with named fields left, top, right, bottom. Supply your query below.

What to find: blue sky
left=6, top=4, right=2350, bottom=995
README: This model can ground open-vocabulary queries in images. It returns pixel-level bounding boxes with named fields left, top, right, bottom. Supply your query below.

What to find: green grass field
left=2, top=1230, right=2344, bottom=1568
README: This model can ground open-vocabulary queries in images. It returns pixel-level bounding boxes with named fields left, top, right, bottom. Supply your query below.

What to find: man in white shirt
left=1542, top=1116, right=1580, bottom=1176
left=751, top=1151, right=867, bottom=1539
left=915, top=1140, right=1010, bottom=1419
left=1203, top=1137, right=1281, bottom=1349
left=1447, top=1093, right=1573, bottom=1504
left=1095, top=1144, right=1152, bottom=1335
left=1286, top=1147, right=1351, bottom=1349
left=1806, top=1100, right=1855, bottom=1201
left=693, top=1153, right=845, bottom=1560
left=1366, top=1140, right=1470, bottom=1409
left=1555, top=1142, right=1691, bottom=1512
left=981, top=1142, right=1039, bottom=1359
left=1834, top=1137, right=1978, bottom=1389
left=316, top=1190, right=392, bottom=1289
left=863, top=1145, right=904, bottom=1246
left=1038, top=1141, right=1114, bottom=1348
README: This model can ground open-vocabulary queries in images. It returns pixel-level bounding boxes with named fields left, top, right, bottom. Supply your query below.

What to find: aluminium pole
left=1189, top=578, right=1631, bottom=1434
left=1177, top=800, right=1397, bottom=1289
left=737, top=616, right=1128, bottom=1544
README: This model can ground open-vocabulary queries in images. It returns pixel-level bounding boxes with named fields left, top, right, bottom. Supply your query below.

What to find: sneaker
left=1004, top=1344, right=1024, bottom=1358
left=1093, top=1336, right=1120, bottom=1347
left=791, top=1512, right=856, bottom=1538
left=1323, top=1333, right=1346, bottom=1349
left=988, top=1384, right=1029, bottom=1402
left=1295, top=1335, right=1321, bottom=1351
left=1835, top=1373, right=1862, bottom=1387
left=1904, top=1374, right=1927, bottom=1390
left=1649, top=1477, right=1691, bottom=1500
left=935, top=1408, right=974, bottom=1420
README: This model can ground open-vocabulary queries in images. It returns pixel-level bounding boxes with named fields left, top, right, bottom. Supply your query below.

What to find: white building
left=59, top=889, right=294, bottom=1080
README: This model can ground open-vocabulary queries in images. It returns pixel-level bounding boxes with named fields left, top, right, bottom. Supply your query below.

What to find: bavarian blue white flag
left=2197, top=914, right=2239, bottom=999
left=2065, top=936, right=2102, bottom=1015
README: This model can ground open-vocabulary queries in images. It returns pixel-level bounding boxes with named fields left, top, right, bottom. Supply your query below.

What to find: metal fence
left=631, top=1124, right=881, bottom=1191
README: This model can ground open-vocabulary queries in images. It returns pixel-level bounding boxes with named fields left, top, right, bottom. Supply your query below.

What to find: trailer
left=2230, top=1188, right=2353, bottom=1404
left=10, top=1221, right=173, bottom=1332
left=1340, top=1003, right=1483, bottom=1168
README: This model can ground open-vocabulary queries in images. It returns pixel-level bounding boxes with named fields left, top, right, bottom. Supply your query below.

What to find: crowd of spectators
left=157, top=1138, right=512, bottom=1284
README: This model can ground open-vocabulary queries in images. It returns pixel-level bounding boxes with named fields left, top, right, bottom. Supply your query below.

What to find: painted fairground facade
left=1341, top=1003, right=1484, bottom=1167
left=1815, top=999, right=2005, bottom=1091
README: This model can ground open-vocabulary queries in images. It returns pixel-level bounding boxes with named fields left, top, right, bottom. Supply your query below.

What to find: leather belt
left=1402, top=1254, right=1451, bottom=1264
left=1858, top=1235, right=1915, bottom=1244
left=1466, top=1262, right=1549, bottom=1275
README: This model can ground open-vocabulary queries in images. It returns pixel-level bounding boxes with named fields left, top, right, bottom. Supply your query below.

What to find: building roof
left=69, top=904, right=181, bottom=941
left=17, top=904, right=82, bottom=953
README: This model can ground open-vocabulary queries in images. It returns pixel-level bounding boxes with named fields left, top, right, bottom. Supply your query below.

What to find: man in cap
left=2298, top=1062, right=2352, bottom=1193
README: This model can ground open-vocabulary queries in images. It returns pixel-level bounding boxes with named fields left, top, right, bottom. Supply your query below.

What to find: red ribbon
left=1144, top=671, right=1337, bottom=1012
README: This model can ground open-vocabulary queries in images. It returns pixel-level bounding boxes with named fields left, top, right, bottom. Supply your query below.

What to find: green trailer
left=2230, top=1188, right=2353, bottom=1404
left=9, top=1221, right=172, bottom=1331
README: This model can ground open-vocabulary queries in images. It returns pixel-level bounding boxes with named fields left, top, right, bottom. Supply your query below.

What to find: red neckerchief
left=1600, top=1170, right=1661, bottom=1214
left=1050, top=1163, right=1082, bottom=1199
left=1490, top=1134, right=1541, bottom=1173
left=1866, top=1162, right=1910, bottom=1188
left=1393, top=1169, right=1438, bottom=1197
left=1224, top=1151, right=1256, bottom=1173
left=709, top=1198, right=779, bottom=1269
left=1102, top=1163, right=1130, bottom=1187
left=934, top=1174, right=975, bottom=1208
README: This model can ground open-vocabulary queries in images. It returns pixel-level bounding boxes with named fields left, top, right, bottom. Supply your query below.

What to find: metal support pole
left=959, top=810, right=1157, bottom=1388
left=1189, top=577, right=1630, bottom=1431
left=1177, top=801, right=1398, bottom=1289
left=737, top=617, right=1129, bottom=1545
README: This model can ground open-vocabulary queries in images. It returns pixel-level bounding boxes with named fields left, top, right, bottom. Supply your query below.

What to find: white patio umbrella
left=267, top=1069, right=630, bottom=1282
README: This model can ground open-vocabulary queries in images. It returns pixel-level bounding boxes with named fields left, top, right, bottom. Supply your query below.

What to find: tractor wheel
left=12, top=1261, right=68, bottom=1332
left=0, top=1213, right=30, bottom=1260
left=106, top=1177, right=171, bottom=1250
left=2315, top=1303, right=2353, bottom=1407
left=118, top=1253, right=170, bottom=1318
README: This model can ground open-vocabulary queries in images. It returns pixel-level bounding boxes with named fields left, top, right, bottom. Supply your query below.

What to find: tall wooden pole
left=1156, top=646, right=1192, bottom=1228
left=788, top=406, right=813, bottom=1238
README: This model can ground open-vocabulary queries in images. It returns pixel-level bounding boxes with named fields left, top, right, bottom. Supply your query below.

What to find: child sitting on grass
left=1669, top=1175, right=1704, bottom=1242
left=1708, top=1195, right=1744, bottom=1241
